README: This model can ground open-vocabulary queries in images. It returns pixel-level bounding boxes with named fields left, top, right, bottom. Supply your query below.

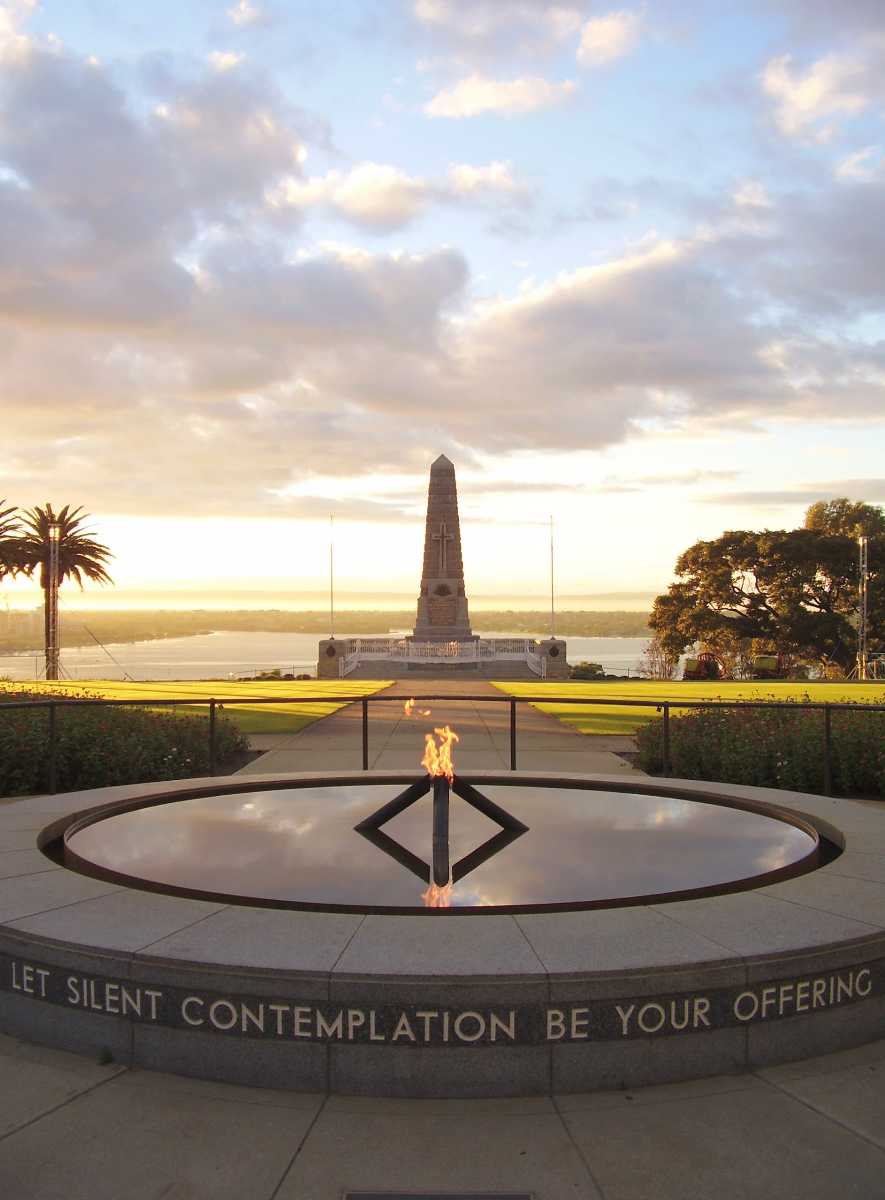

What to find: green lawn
left=0, top=679, right=393, bottom=736
left=492, top=679, right=885, bottom=735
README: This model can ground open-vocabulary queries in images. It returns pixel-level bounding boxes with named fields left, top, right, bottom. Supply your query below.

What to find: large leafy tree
left=18, top=504, right=114, bottom=670
left=650, top=499, right=883, bottom=671
left=804, top=499, right=885, bottom=538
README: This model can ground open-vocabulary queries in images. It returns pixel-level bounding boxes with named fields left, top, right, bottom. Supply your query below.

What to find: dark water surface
left=65, top=783, right=817, bottom=911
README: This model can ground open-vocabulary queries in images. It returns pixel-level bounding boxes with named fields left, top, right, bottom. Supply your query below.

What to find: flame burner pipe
left=432, top=776, right=451, bottom=886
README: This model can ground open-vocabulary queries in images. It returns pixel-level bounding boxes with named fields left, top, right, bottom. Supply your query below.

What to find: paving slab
left=560, top=1071, right=885, bottom=1199
left=0, top=849, right=58, bottom=879
left=0, top=830, right=45, bottom=850
left=0, top=1032, right=126, bottom=1139
left=0, top=1064, right=322, bottom=1200
left=0, top=870, right=121, bottom=923
left=333, top=907, right=544, bottom=984
left=516, top=907, right=741, bottom=976
left=827, top=850, right=885, bottom=884
left=761, top=871, right=885, bottom=926
left=756, top=1040, right=885, bottom=1147
left=651, top=888, right=881, bottom=955
left=274, top=1095, right=601, bottom=1200
left=555, top=1069, right=761, bottom=1112
left=8, top=889, right=227, bottom=952
left=142, top=904, right=365, bottom=971
left=332, top=912, right=546, bottom=979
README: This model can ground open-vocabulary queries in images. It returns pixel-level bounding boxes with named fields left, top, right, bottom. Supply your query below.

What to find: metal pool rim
left=39, top=772, right=841, bottom=917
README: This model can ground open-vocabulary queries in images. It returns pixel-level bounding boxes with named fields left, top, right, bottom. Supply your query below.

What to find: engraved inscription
left=1, top=953, right=879, bottom=1047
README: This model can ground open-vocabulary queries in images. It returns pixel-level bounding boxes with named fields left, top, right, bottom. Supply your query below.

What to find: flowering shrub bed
left=636, top=703, right=885, bottom=797
left=0, top=691, right=249, bottom=797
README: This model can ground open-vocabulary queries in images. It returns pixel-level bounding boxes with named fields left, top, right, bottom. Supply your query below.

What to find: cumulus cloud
left=425, top=73, right=577, bottom=117
left=704, top=480, right=885, bottom=506
left=732, top=179, right=772, bottom=209
left=0, top=0, right=34, bottom=62
left=2, top=238, right=471, bottom=515
left=448, top=160, right=524, bottom=195
left=273, top=163, right=427, bottom=231
left=774, top=0, right=885, bottom=40
left=269, top=159, right=528, bottom=230
left=576, top=10, right=643, bottom=67
left=208, top=50, right=245, bottom=72
left=445, top=236, right=783, bottom=452
left=835, top=145, right=883, bottom=180
left=761, top=51, right=872, bottom=139
left=0, top=33, right=316, bottom=285
left=2, top=13, right=885, bottom=519
left=227, top=0, right=263, bottom=26
left=735, top=175, right=885, bottom=316
left=412, top=0, right=585, bottom=57
left=603, top=471, right=740, bottom=489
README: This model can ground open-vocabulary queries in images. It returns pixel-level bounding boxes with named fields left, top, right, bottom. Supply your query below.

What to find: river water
left=0, top=631, right=652, bottom=682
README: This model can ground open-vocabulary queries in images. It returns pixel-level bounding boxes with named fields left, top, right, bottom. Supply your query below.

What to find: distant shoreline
left=1, top=609, right=652, bottom=655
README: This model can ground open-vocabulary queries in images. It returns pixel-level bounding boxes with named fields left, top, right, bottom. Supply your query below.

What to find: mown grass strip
left=0, top=679, right=394, bottom=736
left=492, top=680, right=885, bottom=736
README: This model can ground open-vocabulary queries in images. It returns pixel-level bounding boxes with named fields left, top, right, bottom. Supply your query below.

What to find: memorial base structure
left=2, top=771, right=883, bottom=1098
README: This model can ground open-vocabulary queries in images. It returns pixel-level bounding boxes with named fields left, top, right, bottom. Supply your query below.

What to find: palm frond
left=19, top=503, right=114, bottom=590
left=0, top=501, right=24, bottom=580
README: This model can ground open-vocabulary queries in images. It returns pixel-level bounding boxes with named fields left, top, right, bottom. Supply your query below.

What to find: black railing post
left=823, top=705, right=833, bottom=796
left=208, top=699, right=217, bottom=776
left=47, top=701, right=57, bottom=794
left=662, top=702, right=671, bottom=778
left=362, top=696, right=369, bottom=770
left=510, top=697, right=517, bottom=771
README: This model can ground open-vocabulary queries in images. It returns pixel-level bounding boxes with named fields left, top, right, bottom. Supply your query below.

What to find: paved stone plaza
left=2, top=998, right=885, bottom=1197
left=2, top=683, right=885, bottom=1196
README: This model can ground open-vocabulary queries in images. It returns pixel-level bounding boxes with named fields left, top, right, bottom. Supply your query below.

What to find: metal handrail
left=2, top=690, right=884, bottom=795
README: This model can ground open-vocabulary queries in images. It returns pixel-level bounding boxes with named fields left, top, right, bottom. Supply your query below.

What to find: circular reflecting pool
left=58, top=779, right=824, bottom=913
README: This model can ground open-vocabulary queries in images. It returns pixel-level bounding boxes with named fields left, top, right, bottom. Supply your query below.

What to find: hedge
left=636, top=703, right=885, bottom=797
left=0, top=690, right=249, bottom=797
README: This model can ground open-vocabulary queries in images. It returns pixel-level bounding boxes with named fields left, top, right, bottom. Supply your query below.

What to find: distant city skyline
left=2, top=1, right=883, bottom=602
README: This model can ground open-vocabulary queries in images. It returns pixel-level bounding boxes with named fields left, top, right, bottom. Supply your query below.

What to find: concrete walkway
left=3, top=1030, right=885, bottom=1198
left=239, top=679, right=642, bottom=777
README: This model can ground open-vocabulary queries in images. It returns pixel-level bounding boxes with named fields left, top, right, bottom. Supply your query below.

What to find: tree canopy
left=650, top=498, right=883, bottom=670
left=804, top=499, right=885, bottom=538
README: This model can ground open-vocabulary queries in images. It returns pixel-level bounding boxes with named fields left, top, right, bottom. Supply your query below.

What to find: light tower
left=857, top=534, right=869, bottom=682
left=45, top=521, right=60, bottom=681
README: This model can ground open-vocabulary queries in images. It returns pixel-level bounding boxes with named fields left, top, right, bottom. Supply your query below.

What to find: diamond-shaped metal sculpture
left=354, top=776, right=528, bottom=888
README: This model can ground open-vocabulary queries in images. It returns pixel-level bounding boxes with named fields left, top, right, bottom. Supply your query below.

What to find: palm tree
left=0, top=501, right=22, bottom=580
left=19, top=504, right=114, bottom=677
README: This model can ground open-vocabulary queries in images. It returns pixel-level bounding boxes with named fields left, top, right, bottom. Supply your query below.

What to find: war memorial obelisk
left=316, top=454, right=567, bottom=678
left=411, top=454, right=476, bottom=642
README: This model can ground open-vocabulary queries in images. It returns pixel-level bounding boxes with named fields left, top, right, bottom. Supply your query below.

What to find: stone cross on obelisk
left=413, top=455, right=475, bottom=642
left=432, top=521, right=453, bottom=573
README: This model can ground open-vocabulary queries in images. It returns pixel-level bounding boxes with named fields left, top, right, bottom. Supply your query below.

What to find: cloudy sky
left=2, top=0, right=884, bottom=608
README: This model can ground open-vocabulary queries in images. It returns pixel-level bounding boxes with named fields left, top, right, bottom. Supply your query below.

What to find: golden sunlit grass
left=0, top=679, right=393, bottom=736
left=493, top=680, right=885, bottom=735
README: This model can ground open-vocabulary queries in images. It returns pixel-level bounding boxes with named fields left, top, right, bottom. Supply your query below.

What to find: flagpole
left=549, top=514, right=555, bottom=639
left=329, top=513, right=335, bottom=640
